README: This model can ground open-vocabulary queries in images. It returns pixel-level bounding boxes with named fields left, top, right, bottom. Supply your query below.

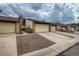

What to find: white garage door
left=0, top=22, right=15, bottom=33
left=35, top=23, right=49, bottom=32
left=51, top=26, right=56, bottom=32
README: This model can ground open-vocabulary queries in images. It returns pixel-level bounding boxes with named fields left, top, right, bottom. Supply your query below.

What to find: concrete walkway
left=23, top=32, right=79, bottom=56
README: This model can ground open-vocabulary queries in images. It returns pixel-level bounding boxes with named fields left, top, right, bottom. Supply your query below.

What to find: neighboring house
left=60, top=25, right=67, bottom=31
left=0, top=16, right=20, bottom=34
left=56, top=24, right=67, bottom=32
left=0, top=15, right=69, bottom=34
left=21, top=18, right=57, bottom=33
left=67, top=24, right=79, bottom=32
left=22, top=18, right=50, bottom=32
left=0, top=16, right=58, bottom=34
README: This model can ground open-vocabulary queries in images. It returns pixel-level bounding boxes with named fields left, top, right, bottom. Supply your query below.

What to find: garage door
left=35, top=23, right=49, bottom=32
left=0, top=22, right=15, bottom=33
left=51, top=26, right=56, bottom=32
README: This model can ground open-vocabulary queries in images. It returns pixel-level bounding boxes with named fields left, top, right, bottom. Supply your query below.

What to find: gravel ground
left=16, top=34, right=55, bottom=56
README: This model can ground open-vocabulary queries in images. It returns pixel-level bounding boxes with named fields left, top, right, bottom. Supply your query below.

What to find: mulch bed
left=16, top=34, right=55, bottom=56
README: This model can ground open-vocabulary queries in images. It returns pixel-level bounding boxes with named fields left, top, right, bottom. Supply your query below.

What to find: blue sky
left=0, top=3, right=79, bottom=24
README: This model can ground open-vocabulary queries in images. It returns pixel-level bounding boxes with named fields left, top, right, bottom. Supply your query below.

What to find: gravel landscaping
left=16, top=34, right=55, bottom=56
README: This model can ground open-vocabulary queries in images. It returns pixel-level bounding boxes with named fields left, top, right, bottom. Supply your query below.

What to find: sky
left=0, top=3, right=79, bottom=24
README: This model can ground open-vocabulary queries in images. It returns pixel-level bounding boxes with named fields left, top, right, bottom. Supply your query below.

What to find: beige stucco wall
left=34, top=23, right=49, bottom=32
left=57, top=26, right=61, bottom=31
left=51, top=26, right=56, bottom=32
left=60, top=27, right=66, bottom=31
left=76, top=26, right=79, bottom=31
left=15, top=22, right=20, bottom=33
left=0, top=22, right=15, bottom=33
left=25, top=20, right=33, bottom=29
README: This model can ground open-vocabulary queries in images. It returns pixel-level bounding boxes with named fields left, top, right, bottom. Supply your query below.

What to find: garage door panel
left=0, top=22, right=15, bottom=33
left=35, top=24, right=49, bottom=32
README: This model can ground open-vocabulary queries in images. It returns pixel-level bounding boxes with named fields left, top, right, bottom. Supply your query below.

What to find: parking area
left=38, top=32, right=73, bottom=44
left=23, top=32, right=79, bottom=56
left=0, top=33, right=17, bottom=56
left=0, top=32, right=79, bottom=56
left=55, top=32, right=79, bottom=39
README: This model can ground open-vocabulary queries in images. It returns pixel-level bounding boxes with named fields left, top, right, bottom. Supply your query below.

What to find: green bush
left=26, top=28, right=33, bottom=33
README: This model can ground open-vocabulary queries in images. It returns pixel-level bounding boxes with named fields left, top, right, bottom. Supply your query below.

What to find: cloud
left=0, top=3, right=79, bottom=24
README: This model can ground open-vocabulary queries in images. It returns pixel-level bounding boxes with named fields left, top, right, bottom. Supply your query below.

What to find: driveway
left=23, top=32, right=79, bottom=56
left=0, top=33, right=17, bottom=56
left=0, top=32, right=79, bottom=56
left=55, top=32, right=79, bottom=39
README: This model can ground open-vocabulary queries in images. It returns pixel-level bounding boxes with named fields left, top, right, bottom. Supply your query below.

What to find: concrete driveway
left=55, top=32, right=79, bottom=39
left=0, top=32, right=79, bottom=56
left=23, top=32, right=79, bottom=56
left=0, top=33, right=17, bottom=56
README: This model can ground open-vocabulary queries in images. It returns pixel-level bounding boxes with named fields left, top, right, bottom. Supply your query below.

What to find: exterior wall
left=67, top=26, right=71, bottom=30
left=67, top=26, right=79, bottom=32
left=76, top=26, right=79, bottom=31
left=60, top=27, right=66, bottom=31
left=56, top=26, right=61, bottom=31
left=25, top=20, right=33, bottom=29
left=34, top=23, right=49, bottom=32
left=0, top=22, right=15, bottom=33
left=15, top=22, right=20, bottom=33
left=68, top=26, right=75, bottom=31
left=51, top=26, right=56, bottom=32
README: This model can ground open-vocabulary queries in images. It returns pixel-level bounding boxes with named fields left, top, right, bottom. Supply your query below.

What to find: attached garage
left=0, top=16, right=20, bottom=34
left=34, top=23, right=49, bottom=32
left=24, top=18, right=58, bottom=33
left=0, top=22, right=15, bottom=33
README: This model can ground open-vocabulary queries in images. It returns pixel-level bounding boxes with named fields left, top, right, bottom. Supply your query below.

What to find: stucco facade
left=56, top=26, right=61, bottom=31
left=24, top=19, right=58, bottom=33
left=25, top=20, right=33, bottom=29
left=50, top=26, right=56, bottom=32
left=60, top=26, right=67, bottom=31
left=15, top=22, right=20, bottom=33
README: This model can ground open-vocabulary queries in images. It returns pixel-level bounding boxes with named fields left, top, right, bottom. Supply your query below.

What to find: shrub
left=26, top=27, right=33, bottom=33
